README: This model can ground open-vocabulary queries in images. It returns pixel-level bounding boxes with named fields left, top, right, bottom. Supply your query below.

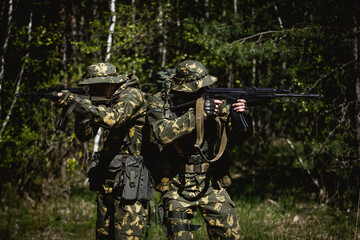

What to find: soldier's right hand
left=204, top=99, right=223, bottom=117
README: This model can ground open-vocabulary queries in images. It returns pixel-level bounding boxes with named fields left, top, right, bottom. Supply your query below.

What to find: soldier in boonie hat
left=172, top=60, right=217, bottom=92
left=146, top=59, right=250, bottom=239
left=55, top=62, right=151, bottom=239
left=78, top=62, right=126, bottom=85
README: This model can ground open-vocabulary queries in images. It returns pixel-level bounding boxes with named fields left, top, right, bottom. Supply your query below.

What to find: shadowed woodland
left=0, top=0, right=359, bottom=239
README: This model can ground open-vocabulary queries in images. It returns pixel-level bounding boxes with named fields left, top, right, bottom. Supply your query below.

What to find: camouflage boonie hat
left=78, top=62, right=126, bottom=85
left=172, top=60, right=217, bottom=92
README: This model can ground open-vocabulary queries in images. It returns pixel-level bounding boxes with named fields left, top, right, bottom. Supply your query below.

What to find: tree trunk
left=354, top=0, right=360, bottom=158
left=158, top=1, right=167, bottom=67
left=227, top=63, right=234, bottom=88
left=94, top=0, right=116, bottom=153
left=1, top=7, right=32, bottom=140
left=105, top=0, right=116, bottom=62
left=0, top=0, right=13, bottom=123
left=59, top=0, right=67, bottom=76
left=132, top=0, right=137, bottom=75
left=69, top=0, right=78, bottom=64
left=205, top=0, right=209, bottom=19
left=233, top=0, right=237, bottom=15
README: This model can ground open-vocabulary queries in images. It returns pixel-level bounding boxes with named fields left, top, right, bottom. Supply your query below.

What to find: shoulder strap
left=194, top=97, right=227, bottom=163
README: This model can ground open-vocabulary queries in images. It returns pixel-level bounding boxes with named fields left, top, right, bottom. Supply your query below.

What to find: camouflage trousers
left=96, top=189, right=148, bottom=240
left=162, top=174, right=241, bottom=240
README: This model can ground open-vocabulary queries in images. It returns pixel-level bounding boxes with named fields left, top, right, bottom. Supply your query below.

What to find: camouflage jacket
left=147, top=91, right=238, bottom=158
left=75, top=78, right=147, bottom=156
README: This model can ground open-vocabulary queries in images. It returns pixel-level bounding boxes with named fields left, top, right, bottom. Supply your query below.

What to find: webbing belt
left=168, top=224, right=201, bottom=233
left=184, top=162, right=209, bottom=173
left=194, top=97, right=228, bottom=162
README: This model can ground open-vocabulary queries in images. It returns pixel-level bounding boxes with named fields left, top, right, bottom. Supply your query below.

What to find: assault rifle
left=169, top=87, right=323, bottom=138
left=16, top=85, right=110, bottom=131
left=169, top=86, right=323, bottom=111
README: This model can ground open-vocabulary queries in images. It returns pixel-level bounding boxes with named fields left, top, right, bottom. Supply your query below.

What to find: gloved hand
left=204, top=99, right=222, bottom=117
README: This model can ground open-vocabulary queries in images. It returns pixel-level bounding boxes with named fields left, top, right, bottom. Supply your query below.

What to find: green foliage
left=1, top=184, right=357, bottom=239
left=0, top=0, right=358, bottom=223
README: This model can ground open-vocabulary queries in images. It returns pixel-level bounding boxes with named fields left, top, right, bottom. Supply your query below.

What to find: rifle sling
left=194, top=97, right=227, bottom=163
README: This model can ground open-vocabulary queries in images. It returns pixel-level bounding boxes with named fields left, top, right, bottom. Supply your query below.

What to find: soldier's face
left=89, top=83, right=119, bottom=98
left=89, top=84, right=110, bottom=97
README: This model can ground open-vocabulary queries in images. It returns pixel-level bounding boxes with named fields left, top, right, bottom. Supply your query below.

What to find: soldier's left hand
left=55, top=90, right=74, bottom=107
left=232, top=99, right=247, bottom=113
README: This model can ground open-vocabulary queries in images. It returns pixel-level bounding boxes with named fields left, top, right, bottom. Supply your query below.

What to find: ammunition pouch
left=87, top=152, right=154, bottom=201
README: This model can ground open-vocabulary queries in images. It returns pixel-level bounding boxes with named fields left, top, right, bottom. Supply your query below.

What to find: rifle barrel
left=274, top=93, right=323, bottom=98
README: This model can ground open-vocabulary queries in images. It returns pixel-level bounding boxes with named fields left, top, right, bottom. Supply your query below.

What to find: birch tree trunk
left=158, top=1, right=167, bottom=68
left=105, top=0, right=116, bottom=62
left=353, top=0, right=360, bottom=158
left=59, top=0, right=67, bottom=76
left=175, top=0, right=181, bottom=56
left=93, top=0, right=116, bottom=153
left=251, top=0, right=256, bottom=85
left=132, top=0, right=137, bottom=75
left=205, top=0, right=209, bottom=19
left=0, top=0, right=13, bottom=123
left=70, top=0, right=78, bottom=64
left=0, top=9, right=32, bottom=140
left=233, top=0, right=237, bottom=15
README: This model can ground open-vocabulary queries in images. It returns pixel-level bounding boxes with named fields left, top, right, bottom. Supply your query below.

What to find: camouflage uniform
left=59, top=63, right=150, bottom=240
left=146, top=60, right=252, bottom=240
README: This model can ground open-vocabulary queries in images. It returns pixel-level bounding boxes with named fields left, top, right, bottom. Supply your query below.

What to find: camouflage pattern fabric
left=163, top=175, right=241, bottom=240
left=78, top=62, right=127, bottom=85
left=171, top=60, right=217, bottom=93
left=147, top=93, right=245, bottom=240
left=147, top=92, right=229, bottom=148
left=96, top=188, right=147, bottom=240
left=145, top=60, right=255, bottom=239
left=147, top=92, right=196, bottom=146
left=73, top=75, right=146, bottom=155
left=67, top=67, right=148, bottom=239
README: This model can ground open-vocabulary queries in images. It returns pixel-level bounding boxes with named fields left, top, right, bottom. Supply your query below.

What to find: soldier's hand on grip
left=55, top=90, right=73, bottom=107
left=204, top=99, right=223, bottom=117
left=232, top=99, right=247, bottom=113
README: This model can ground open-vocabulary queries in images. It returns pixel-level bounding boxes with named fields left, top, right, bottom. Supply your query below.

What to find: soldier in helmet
left=56, top=62, right=153, bottom=240
left=145, top=60, right=253, bottom=239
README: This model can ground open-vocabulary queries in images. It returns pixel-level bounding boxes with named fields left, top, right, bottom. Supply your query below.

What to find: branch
left=284, top=138, right=320, bottom=189
left=312, top=102, right=350, bottom=157
left=233, top=30, right=283, bottom=44
left=309, top=59, right=359, bottom=92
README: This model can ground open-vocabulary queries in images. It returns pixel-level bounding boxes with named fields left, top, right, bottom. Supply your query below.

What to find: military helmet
left=172, top=60, right=217, bottom=92
left=78, top=62, right=126, bottom=86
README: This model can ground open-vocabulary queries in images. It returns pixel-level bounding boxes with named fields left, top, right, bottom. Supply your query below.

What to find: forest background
left=0, top=0, right=359, bottom=239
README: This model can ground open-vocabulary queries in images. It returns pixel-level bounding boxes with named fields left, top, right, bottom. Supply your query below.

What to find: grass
left=0, top=184, right=358, bottom=240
